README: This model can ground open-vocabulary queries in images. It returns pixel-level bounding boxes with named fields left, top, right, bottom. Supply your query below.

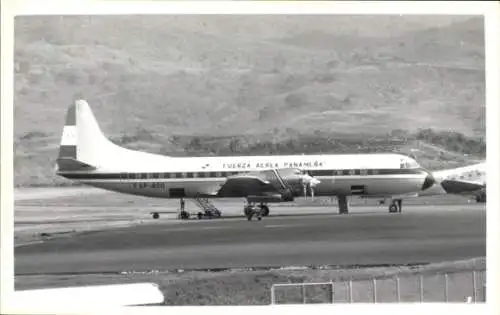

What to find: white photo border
left=1, top=1, right=498, bottom=315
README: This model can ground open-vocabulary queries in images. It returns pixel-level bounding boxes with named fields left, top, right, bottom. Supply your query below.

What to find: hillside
left=13, top=15, right=485, bottom=186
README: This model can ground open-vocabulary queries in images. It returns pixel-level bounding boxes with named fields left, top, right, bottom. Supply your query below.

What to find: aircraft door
left=350, top=185, right=366, bottom=195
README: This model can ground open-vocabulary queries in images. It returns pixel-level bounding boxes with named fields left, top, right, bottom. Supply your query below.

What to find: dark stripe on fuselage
left=59, top=168, right=427, bottom=180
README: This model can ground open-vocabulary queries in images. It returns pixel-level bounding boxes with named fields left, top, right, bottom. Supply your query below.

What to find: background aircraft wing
left=440, top=178, right=485, bottom=194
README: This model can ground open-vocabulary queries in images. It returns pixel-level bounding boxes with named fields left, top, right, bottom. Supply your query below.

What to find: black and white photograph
left=2, top=1, right=499, bottom=313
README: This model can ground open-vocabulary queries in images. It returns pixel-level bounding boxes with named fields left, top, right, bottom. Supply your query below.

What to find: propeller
left=301, top=174, right=320, bottom=201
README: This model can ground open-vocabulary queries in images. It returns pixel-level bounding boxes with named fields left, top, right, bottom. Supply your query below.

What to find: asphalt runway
left=15, top=202, right=486, bottom=275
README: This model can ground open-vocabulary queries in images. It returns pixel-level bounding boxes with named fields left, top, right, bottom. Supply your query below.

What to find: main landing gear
left=389, top=199, right=403, bottom=213
left=244, top=203, right=270, bottom=221
left=475, top=192, right=486, bottom=203
left=337, top=195, right=349, bottom=214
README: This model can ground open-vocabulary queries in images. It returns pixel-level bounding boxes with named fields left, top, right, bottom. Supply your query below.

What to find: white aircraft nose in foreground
left=55, top=100, right=436, bottom=219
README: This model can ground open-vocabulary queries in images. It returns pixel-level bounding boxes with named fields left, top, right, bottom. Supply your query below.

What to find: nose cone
left=421, top=172, right=436, bottom=191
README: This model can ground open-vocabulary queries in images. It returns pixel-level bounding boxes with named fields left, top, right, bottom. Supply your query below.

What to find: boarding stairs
left=265, top=169, right=296, bottom=200
left=192, top=197, right=222, bottom=218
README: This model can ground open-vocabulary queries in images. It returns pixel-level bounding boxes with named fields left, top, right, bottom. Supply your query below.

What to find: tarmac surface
left=14, top=188, right=486, bottom=275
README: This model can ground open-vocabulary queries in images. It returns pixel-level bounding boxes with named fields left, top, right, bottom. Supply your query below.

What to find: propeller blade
left=297, top=172, right=321, bottom=201
left=308, top=177, right=320, bottom=187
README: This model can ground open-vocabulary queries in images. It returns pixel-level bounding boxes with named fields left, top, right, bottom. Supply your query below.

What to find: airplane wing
left=217, top=171, right=288, bottom=198
left=9, top=283, right=164, bottom=311
left=212, top=168, right=316, bottom=202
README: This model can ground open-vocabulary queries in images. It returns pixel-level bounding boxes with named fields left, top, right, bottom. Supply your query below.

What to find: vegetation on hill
left=13, top=15, right=485, bottom=187
left=167, top=128, right=485, bottom=158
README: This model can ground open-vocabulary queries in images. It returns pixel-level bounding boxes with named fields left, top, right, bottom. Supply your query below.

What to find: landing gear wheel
left=179, top=211, right=189, bottom=220
left=152, top=212, right=160, bottom=219
left=260, top=205, right=270, bottom=217
left=244, top=205, right=252, bottom=216
left=389, top=204, right=398, bottom=213
left=246, top=211, right=254, bottom=221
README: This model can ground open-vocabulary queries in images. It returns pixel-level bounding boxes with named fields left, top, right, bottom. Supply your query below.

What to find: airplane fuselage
left=59, top=153, right=431, bottom=200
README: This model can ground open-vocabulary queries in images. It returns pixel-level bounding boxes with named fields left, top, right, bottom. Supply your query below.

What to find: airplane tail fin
left=56, top=100, right=113, bottom=172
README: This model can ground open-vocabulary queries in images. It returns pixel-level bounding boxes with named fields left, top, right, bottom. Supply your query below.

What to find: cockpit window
left=400, top=159, right=420, bottom=169
left=409, top=160, right=420, bottom=168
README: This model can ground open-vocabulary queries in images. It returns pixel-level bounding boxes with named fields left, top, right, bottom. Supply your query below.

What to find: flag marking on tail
left=57, top=101, right=79, bottom=163
left=60, top=126, right=77, bottom=146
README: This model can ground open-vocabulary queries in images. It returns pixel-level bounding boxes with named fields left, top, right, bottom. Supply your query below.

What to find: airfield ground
left=13, top=187, right=486, bottom=304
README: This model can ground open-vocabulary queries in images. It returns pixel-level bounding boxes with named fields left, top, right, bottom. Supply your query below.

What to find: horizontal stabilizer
left=56, top=158, right=97, bottom=172
left=9, top=283, right=164, bottom=310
